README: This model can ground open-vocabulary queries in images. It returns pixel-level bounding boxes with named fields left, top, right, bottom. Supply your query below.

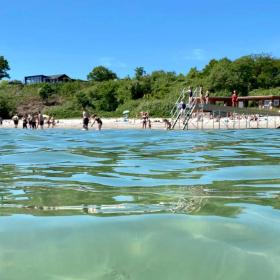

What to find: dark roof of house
left=47, top=74, right=70, bottom=79
left=24, top=74, right=71, bottom=79
left=25, top=75, right=47, bottom=78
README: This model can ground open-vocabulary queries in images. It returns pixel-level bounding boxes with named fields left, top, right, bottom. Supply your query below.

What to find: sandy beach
left=1, top=115, right=280, bottom=130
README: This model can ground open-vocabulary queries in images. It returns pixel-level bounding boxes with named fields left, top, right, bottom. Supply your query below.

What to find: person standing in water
left=12, top=114, right=19, bottom=128
left=38, top=111, right=44, bottom=129
left=31, top=114, right=37, bottom=129
left=22, top=115, right=28, bottom=129
left=91, top=114, right=102, bottom=130
left=163, top=119, right=171, bottom=130
left=82, top=110, right=90, bottom=130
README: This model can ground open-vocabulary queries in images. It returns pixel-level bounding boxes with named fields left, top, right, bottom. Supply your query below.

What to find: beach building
left=170, top=88, right=280, bottom=130
left=24, top=74, right=72, bottom=84
left=206, top=96, right=280, bottom=109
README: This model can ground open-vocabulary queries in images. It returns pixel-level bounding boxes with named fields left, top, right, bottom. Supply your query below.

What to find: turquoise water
left=0, top=129, right=280, bottom=280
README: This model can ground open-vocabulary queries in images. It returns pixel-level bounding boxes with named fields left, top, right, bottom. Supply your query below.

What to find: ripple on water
left=0, top=129, right=280, bottom=280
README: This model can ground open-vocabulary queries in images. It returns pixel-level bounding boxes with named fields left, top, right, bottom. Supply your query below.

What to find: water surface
left=0, top=129, right=280, bottom=280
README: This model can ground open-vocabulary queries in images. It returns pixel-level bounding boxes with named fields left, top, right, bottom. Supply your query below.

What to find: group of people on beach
left=178, top=86, right=211, bottom=114
left=82, top=110, right=103, bottom=130
left=178, top=87, right=239, bottom=112
left=9, top=112, right=56, bottom=129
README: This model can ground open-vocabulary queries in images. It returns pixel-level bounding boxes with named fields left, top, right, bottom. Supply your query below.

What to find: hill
left=1, top=54, right=280, bottom=118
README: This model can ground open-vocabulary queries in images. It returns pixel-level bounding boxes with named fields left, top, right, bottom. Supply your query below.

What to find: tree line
left=0, top=54, right=280, bottom=118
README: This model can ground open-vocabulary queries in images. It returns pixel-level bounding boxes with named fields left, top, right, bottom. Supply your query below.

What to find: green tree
left=39, top=84, right=55, bottom=101
left=87, top=66, right=118, bottom=82
left=135, top=67, right=146, bottom=79
left=0, top=56, right=10, bottom=80
left=130, top=79, right=151, bottom=99
left=89, top=81, right=119, bottom=111
left=253, top=54, right=280, bottom=89
left=76, top=91, right=91, bottom=109
left=0, top=94, right=15, bottom=118
left=205, top=58, right=233, bottom=93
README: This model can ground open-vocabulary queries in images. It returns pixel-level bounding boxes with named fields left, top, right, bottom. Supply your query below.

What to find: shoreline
left=1, top=116, right=280, bottom=130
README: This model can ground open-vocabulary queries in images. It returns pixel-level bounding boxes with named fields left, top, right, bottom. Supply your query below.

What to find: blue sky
left=1, top=0, right=280, bottom=80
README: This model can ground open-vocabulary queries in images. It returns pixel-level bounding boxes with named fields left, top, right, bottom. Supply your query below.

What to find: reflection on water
left=0, top=129, right=280, bottom=279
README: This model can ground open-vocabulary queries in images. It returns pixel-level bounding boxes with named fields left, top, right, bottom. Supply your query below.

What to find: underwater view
left=0, top=129, right=280, bottom=280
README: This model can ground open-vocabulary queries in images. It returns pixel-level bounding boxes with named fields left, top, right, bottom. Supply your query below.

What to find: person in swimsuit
left=91, top=114, right=102, bottom=130
left=27, top=114, right=32, bottom=129
left=38, top=111, right=44, bottom=129
left=231, top=90, right=238, bottom=107
left=82, top=110, right=90, bottom=130
left=187, top=86, right=193, bottom=105
left=141, top=112, right=149, bottom=129
left=12, top=114, right=19, bottom=128
left=31, top=114, right=37, bottom=129
left=47, top=116, right=51, bottom=128
left=22, top=115, right=28, bottom=129
left=50, top=116, right=56, bottom=128
left=163, top=119, right=171, bottom=130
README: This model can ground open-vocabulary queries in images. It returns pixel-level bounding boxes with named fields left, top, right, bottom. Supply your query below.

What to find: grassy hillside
left=1, top=54, right=280, bottom=118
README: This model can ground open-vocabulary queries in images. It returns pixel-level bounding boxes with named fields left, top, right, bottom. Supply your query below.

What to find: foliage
left=248, top=87, right=280, bottom=96
left=75, top=91, right=92, bottom=109
left=0, top=93, right=16, bottom=118
left=134, top=67, right=146, bottom=79
left=188, top=54, right=280, bottom=96
left=2, top=54, right=280, bottom=118
left=39, top=84, right=55, bottom=101
left=87, top=66, right=118, bottom=82
left=90, top=81, right=119, bottom=111
left=0, top=55, right=10, bottom=80
left=130, top=79, right=151, bottom=99
left=45, top=104, right=81, bottom=119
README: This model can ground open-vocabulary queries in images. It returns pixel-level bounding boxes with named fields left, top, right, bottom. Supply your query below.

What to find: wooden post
left=238, top=114, right=240, bottom=129
left=201, top=106, right=204, bottom=130
left=266, top=113, right=268, bottom=128
left=219, top=110, right=221, bottom=129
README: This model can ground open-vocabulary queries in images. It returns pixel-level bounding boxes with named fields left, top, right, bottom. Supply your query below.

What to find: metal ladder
left=170, top=88, right=186, bottom=129
left=170, top=88, right=198, bottom=130
left=182, top=99, right=198, bottom=130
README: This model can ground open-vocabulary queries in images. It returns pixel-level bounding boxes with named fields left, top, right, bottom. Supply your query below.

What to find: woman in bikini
left=91, top=114, right=103, bottom=130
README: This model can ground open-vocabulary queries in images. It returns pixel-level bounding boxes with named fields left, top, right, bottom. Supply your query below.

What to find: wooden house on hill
left=24, top=74, right=72, bottom=84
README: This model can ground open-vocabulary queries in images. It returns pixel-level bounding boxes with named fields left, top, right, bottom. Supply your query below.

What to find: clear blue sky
left=1, top=0, right=280, bottom=81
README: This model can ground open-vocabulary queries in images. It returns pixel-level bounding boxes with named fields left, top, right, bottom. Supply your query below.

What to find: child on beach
left=163, top=119, right=171, bottom=130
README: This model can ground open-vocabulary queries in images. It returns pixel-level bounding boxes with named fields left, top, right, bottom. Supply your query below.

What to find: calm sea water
left=0, top=128, right=280, bottom=280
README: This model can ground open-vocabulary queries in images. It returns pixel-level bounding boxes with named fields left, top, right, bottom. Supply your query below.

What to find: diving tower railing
left=170, top=88, right=280, bottom=130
